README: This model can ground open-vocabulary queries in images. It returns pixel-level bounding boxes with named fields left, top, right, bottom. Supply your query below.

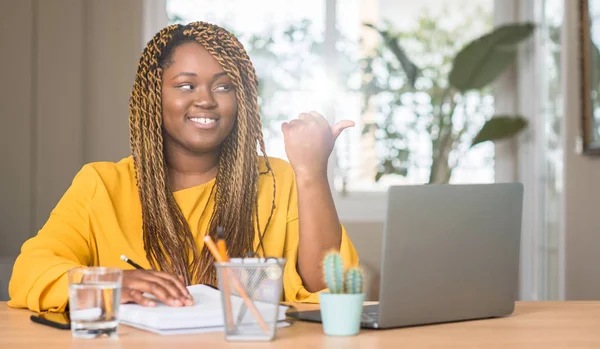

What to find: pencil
left=216, top=227, right=228, bottom=261
left=204, top=235, right=270, bottom=334
left=215, top=227, right=233, bottom=328
left=120, top=254, right=144, bottom=270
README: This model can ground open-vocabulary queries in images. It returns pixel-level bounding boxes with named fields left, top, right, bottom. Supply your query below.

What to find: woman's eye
left=215, top=85, right=232, bottom=92
left=177, top=84, right=194, bottom=90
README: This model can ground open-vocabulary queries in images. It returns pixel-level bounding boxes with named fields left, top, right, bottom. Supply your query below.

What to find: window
left=151, top=0, right=564, bottom=301
left=335, top=0, right=494, bottom=192
left=511, top=0, right=563, bottom=301
left=537, top=0, right=563, bottom=300
left=166, top=0, right=495, bottom=199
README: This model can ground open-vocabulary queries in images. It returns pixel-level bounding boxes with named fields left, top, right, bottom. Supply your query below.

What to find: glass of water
left=68, top=267, right=123, bottom=339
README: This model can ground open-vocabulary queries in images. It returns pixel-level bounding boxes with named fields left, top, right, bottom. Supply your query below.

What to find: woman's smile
left=187, top=115, right=219, bottom=130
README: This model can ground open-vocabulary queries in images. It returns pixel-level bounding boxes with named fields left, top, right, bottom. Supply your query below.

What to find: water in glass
left=68, top=267, right=122, bottom=339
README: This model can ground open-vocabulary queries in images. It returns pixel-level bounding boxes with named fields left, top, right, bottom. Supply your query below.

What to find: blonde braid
left=129, top=22, right=277, bottom=286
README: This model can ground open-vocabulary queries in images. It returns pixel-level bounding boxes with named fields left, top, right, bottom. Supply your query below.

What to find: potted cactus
left=319, top=251, right=365, bottom=336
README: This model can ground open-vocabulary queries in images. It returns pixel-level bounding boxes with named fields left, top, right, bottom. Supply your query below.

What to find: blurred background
left=1, top=0, right=599, bottom=302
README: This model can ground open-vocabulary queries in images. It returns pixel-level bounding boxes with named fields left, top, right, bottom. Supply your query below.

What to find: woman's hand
left=282, top=111, right=351, bottom=291
left=281, top=111, right=354, bottom=179
left=120, top=270, right=194, bottom=307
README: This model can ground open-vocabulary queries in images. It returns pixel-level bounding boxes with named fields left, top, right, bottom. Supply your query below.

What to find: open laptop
left=289, top=183, right=523, bottom=329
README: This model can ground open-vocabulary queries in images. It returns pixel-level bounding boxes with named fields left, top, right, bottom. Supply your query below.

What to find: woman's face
left=161, top=41, right=237, bottom=155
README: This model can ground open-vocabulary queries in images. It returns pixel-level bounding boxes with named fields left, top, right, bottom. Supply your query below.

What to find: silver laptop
left=289, top=183, right=523, bottom=329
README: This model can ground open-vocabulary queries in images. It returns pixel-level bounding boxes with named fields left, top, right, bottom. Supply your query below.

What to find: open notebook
left=118, top=284, right=289, bottom=335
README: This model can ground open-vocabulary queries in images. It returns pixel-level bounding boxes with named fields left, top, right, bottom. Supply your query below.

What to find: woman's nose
left=193, top=87, right=217, bottom=109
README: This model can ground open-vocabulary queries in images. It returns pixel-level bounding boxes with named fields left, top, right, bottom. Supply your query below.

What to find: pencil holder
left=215, top=258, right=286, bottom=341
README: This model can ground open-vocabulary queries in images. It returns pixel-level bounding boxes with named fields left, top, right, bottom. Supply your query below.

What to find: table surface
left=2, top=301, right=600, bottom=348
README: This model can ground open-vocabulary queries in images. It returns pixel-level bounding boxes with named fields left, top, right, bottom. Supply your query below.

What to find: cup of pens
left=214, top=257, right=286, bottom=341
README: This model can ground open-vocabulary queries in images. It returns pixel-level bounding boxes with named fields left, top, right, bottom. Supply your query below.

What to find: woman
left=8, top=22, right=358, bottom=312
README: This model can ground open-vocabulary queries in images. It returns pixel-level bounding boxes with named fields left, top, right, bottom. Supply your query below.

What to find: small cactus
left=344, top=267, right=364, bottom=294
left=323, top=251, right=344, bottom=293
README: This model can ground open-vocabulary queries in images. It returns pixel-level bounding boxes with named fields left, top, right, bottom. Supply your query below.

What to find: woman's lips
left=187, top=116, right=219, bottom=130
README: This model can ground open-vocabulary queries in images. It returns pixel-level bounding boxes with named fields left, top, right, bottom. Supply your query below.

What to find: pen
left=120, top=254, right=144, bottom=270
left=216, top=227, right=229, bottom=261
left=204, top=235, right=270, bottom=334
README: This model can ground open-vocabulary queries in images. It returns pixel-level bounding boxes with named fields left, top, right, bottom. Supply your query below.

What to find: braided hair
left=128, top=22, right=276, bottom=286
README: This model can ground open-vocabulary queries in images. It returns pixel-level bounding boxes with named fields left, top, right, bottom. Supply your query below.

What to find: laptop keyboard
left=361, top=311, right=379, bottom=323
left=360, top=305, right=380, bottom=327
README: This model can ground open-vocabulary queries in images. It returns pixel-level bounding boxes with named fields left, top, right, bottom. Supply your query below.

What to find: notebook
left=118, top=284, right=289, bottom=335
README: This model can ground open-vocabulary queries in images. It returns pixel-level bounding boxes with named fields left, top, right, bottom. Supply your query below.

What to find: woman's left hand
left=282, top=111, right=354, bottom=179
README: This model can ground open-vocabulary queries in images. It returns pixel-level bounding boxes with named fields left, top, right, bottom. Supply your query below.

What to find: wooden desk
left=2, top=301, right=600, bottom=348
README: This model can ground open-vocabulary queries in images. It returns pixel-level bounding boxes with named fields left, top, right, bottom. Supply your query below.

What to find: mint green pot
left=319, top=293, right=365, bottom=336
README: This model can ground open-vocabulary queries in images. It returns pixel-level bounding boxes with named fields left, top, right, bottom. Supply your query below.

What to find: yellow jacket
left=8, top=156, right=358, bottom=312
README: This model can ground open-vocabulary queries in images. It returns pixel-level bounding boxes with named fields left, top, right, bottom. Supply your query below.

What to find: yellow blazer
left=8, top=156, right=358, bottom=312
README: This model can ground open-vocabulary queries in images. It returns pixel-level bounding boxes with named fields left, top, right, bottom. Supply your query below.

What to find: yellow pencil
left=216, top=227, right=229, bottom=261
left=214, top=228, right=233, bottom=329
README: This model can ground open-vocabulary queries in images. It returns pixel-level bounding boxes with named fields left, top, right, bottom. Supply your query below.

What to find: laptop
left=288, top=183, right=523, bottom=329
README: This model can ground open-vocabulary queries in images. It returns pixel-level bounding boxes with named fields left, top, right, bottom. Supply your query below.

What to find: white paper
left=118, top=284, right=288, bottom=335
left=120, top=319, right=291, bottom=336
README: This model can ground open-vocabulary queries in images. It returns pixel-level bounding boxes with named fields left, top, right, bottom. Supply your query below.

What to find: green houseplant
left=319, top=251, right=365, bottom=336
left=362, top=20, right=535, bottom=183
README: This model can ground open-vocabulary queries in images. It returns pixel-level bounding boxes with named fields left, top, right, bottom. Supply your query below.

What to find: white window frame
left=322, top=0, right=388, bottom=222
left=493, top=0, right=540, bottom=301
left=495, top=0, right=566, bottom=301
left=142, top=0, right=169, bottom=47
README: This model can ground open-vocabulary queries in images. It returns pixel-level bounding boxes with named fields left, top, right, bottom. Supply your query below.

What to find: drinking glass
left=68, top=267, right=122, bottom=339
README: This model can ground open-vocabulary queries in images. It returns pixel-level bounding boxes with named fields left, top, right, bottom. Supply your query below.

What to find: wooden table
left=2, top=301, right=600, bottom=348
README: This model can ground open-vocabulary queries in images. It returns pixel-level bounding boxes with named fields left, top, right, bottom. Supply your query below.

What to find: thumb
left=331, top=120, right=355, bottom=140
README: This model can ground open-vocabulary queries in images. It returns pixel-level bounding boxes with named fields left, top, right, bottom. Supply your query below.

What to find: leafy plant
left=362, top=13, right=534, bottom=183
